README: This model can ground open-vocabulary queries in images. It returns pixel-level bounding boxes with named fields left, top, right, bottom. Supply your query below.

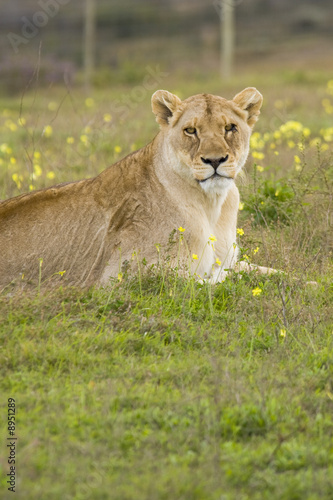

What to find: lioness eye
left=225, top=124, right=237, bottom=132
left=184, top=127, right=196, bottom=135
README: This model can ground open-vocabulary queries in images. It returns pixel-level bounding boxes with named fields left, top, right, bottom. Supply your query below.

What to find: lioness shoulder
left=0, top=87, right=263, bottom=289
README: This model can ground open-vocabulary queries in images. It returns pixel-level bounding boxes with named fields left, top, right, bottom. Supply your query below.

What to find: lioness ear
left=233, top=87, right=263, bottom=127
left=151, top=90, right=182, bottom=126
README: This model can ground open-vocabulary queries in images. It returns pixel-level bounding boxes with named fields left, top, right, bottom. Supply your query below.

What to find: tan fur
left=0, top=88, right=263, bottom=289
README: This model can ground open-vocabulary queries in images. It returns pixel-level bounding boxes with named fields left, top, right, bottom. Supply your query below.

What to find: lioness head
left=151, top=88, right=263, bottom=195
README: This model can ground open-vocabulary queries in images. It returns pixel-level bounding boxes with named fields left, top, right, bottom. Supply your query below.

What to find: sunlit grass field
left=0, top=68, right=333, bottom=499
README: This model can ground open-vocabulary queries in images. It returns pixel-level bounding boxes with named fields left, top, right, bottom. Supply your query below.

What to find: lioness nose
left=201, top=155, right=229, bottom=170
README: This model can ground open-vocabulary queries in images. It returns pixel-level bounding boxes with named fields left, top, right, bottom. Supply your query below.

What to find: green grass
left=0, top=68, right=333, bottom=499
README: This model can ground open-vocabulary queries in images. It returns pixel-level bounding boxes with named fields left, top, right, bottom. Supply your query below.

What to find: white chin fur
left=199, top=176, right=233, bottom=197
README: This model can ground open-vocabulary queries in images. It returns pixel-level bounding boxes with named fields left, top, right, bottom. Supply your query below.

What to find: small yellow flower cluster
left=5, top=120, right=18, bottom=132
left=48, top=101, right=58, bottom=111
left=250, top=132, right=265, bottom=151
left=103, top=113, right=112, bottom=123
left=12, top=173, right=23, bottom=189
left=252, top=151, right=265, bottom=160
left=320, top=126, right=333, bottom=142
left=80, top=134, right=89, bottom=145
left=43, top=125, right=53, bottom=138
left=0, top=143, right=12, bottom=155
left=237, top=228, right=244, bottom=236
left=252, top=287, right=262, bottom=297
left=85, top=98, right=95, bottom=108
left=249, top=118, right=316, bottom=167
left=294, top=155, right=302, bottom=171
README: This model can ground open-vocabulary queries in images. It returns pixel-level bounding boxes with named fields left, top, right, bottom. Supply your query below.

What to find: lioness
left=0, top=87, right=267, bottom=289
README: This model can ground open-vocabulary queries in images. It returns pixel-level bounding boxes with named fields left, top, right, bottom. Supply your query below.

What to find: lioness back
left=0, top=88, right=263, bottom=289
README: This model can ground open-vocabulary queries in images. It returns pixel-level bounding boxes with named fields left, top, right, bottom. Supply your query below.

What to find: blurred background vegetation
left=1, top=0, right=333, bottom=93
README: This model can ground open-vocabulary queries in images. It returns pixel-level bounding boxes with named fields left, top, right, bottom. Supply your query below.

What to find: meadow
left=0, top=68, right=333, bottom=499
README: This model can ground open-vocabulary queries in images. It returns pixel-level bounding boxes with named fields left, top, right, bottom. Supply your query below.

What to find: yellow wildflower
left=256, top=165, right=264, bottom=172
left=253, top=247, right=259, bottom=254
left=103, top=113, right=112, bottom=123
left=0, top=143, right=10, bottom=154
left=58, top=270, right=66, bottom=276
left=67, top=137, right=75, bottom=144
left=237, top=228, right=244, bottom=236
left=34, top=151, right=41, bottom=160
left=192, top=254, right=198, bottom=260
left=250, top=134, right=265, bottom=150
left=43, top=125, right=53, bottom=138
left=294, top=155, right=302, bottom=171
left=18, top=117, right=26, bottom=126
left=10, top=157, right=16, bottom=165
left=215, top=258, right=221, bottom=266
left=252, top=151, right=265, bottom=160
left=114, top=145, right=122, bottom=154
left=5, top=120, right=17, bottom=132
left=33, top=164, right=42, bottom=178
left=178, top=226, right=185, bottom=233
left=117, top=273, right=123, bottom=282
left=239, top=202, right=244, bottom=210
left=12, top=173, right=23, bottom=189
left=85, top=98, right=95, bottom=108
left=47, top=171, right=55, bottom=180
left=252, top=287, right=262, bottom=297
left=280, top=329, right=286, bottom=338
left=48, top=101, right=57, bottom=111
